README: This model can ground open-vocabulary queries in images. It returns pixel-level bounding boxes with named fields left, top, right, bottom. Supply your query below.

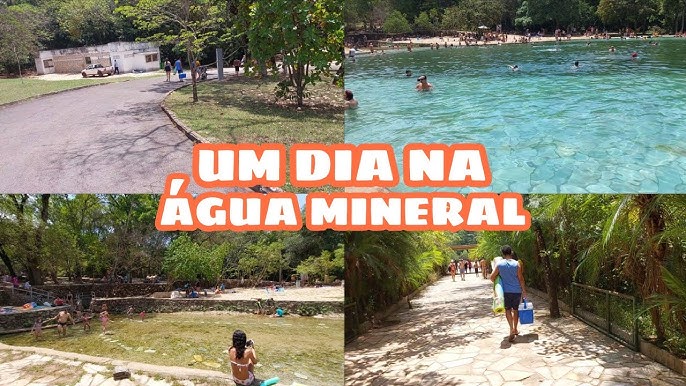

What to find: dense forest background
left=345, top=0, right=686, bottom=35
left=0, top=195, right=344, bottom=287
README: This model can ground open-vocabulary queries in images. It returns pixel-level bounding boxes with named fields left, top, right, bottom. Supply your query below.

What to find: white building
left=35, top=41, right=160, bottom=75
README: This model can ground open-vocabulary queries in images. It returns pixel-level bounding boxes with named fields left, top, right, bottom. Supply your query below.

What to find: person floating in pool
left=405, top=70, right=412, bottom=77
left=508, top=65, right=519, bottom=71
left=344, top=90, right=358, bottom=109
left=631, top=51, right=638, bottom=58
left=229, top=330, right=258, bottom=386
left=609, top=46, right=616, bottom=52
left=416, top=75, right=433, bottom=91
left=573, top=61, right=580, bottom=69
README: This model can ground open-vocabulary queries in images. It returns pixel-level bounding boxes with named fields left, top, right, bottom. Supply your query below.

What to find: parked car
left=81, top=63, right=114, bottom=77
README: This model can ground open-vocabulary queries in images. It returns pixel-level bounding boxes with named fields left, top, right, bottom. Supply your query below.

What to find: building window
left=85, top=57, right=92, bottom=64
left=43, top=59, right=54, bottom=68
left=145, top=53, right=159, bottom=63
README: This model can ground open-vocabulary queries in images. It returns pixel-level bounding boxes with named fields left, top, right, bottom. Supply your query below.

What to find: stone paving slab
left=345, top=275, right=686, bottom=385
left=0, top=343, right=312, bottom=386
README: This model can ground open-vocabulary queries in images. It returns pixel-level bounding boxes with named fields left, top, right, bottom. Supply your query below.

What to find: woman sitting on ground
left=229, top=330, right=258, bottom=385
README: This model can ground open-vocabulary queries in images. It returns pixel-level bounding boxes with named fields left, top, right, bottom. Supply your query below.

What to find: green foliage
left=54, top=0, right=119, bottom=45
left=451, top=0, right=505, bottom=31
left=238, top=239, right=285, bottom=284
left=247, top=0, right=343, bottom=107
left=383, top=10, right=412, bottom=33
left=597, top=0, right=660, bottom=29
left=0, top=3, right=47, bottom=74
left=414, top=11, right=435, bottom=34
left=346, top=231, right=455, bottom=320
left=296, top=244, right=344, bottom=281
left=117, top=0, right=226, bottom=102
left=475, top=194, right=686, bottom=344
left=163, top=233, right=229, bottom=283
left=440, top=6, right=461, bottom=30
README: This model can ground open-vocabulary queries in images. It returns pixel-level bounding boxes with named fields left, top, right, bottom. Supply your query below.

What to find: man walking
left=490, top=245, right=527, bottom=342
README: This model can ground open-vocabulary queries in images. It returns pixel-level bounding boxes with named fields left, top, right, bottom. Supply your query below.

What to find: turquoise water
left=345, top=39, right=686, bottom=193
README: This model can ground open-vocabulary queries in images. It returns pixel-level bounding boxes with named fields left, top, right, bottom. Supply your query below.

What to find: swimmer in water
left=416, top=75, right=433, bottom=91
left=573, top=61, right=580, bottom=68
left=405, top=70, right=412, bottom=77
left=609, top=46, right=616, bottom=52
left=509, top=65, right=519, bottom=71
left=344, top=89, right=358, bottom=109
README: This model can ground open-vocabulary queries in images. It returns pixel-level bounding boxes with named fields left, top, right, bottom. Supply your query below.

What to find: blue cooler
left=519, top=298, right=534, bottom=325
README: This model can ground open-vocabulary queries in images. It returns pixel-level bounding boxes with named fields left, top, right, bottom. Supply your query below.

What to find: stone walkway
left=0, top=343, right=230, bottom=386
left=345, top=275, right=686, bottom=385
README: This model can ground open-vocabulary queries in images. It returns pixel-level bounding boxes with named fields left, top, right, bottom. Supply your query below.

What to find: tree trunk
left=295, top=65, right=304, bottom=107
left=0, top=244, right=16, bottom=277
left=635, top=194, right=668, bottom=342
left=533, top=221, right=561, bottom=318
left=30, top=194, right=50, bottom=286
left=186, top=44, right=198, bottom=103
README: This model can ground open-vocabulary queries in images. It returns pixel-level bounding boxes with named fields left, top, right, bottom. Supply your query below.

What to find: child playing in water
left=83, top=311, right=92, bottom=331
left=31, top=317, right=43, bottom=339
left=100, top=304, right=110, bottom=333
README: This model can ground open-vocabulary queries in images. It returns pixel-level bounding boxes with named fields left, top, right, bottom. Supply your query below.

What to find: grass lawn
left=164, top=77, right=344, bottom=192
left=0, top=77, right=131, bottom=106
left=165, top=78, right=343, bottom=145
left=0, top=312, right=344, bottom=386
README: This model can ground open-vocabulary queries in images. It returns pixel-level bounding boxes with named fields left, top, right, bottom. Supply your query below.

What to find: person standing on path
left=114, top=60, right=119, bottom=75
left=490, top=245, right=527, bottom=342
left=459, top=259, right=467, bottom=281
left=164, top=59, right=172, bottom=81
left=174, top=58, right=184, bottom=81
left=449, top=260, right=457, bottom=282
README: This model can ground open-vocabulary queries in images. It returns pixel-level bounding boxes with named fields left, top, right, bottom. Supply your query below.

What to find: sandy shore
left=346, top=33, right=666, bottom=54
left=200, top=285, right=343, bottom=302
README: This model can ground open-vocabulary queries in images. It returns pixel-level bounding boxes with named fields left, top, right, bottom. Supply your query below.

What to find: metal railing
left=344, top=302, right=360, bottom=343
left=1, top=283, right=55, bottom=305
left=571, top=283, right=639, bottom=350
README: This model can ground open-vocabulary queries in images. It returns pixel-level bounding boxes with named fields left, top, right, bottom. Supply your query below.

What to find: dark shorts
left=58, top=322, right=67, bottom=327
left=504, top=292, right=522, bottom=310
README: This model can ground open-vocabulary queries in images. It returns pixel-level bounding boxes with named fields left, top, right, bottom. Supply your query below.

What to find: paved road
left=0, top=77, right=194, bottom=193
left=345, top=275, right=686, bottom=386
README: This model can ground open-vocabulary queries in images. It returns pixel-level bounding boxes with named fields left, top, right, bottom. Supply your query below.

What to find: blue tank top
left=497, top=259, right=521, bottom=293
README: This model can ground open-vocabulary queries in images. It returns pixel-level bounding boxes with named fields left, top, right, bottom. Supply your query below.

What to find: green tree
left=0, top=4, right=47, bottom=76
left=54, top=0, right=119, bottom=46
left=441, top=6, right=461, bottom=30
left=296, top=244, right=344, bottom=282
left=414, top=11, right=436, bottom=34
left=247, top=0, right=344, bottom=107
left=454, top=0, right=505, bottom=31
left=117, top=0, right=226, bottom=102
left=597, top=0, right=660, bottom=30
left=383, top=9, right=412, bottom=33
left=238, top=239, right=285, bottom=284
left=163, top=233, right=228, bottom=284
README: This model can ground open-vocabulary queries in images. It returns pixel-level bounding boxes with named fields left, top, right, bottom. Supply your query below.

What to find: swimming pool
left=345, top=38, right=686, bottom=193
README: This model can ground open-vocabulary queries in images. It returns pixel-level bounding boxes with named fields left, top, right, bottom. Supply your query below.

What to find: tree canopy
left=0, top=194, right=344, bottom=287
left=347, top=0, right=686, bottom=34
